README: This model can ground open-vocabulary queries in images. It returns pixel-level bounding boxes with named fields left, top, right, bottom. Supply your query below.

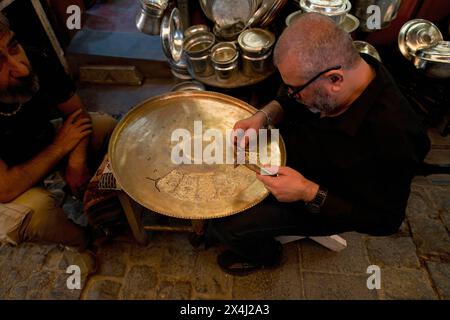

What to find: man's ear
left=326, top=70, right=344, bottom=93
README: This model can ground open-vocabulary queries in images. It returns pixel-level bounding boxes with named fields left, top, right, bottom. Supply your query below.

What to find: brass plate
left=109, top=91, right=286, bottom=219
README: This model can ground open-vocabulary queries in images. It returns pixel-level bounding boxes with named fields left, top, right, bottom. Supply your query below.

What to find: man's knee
left=12, top=187, right=58, bottom=215
left=12, top=188, right=87, bottom=249
left=89, top=112, right=117, bottom=154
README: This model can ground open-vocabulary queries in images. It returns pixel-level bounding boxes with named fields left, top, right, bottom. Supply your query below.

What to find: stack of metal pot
left=181, top=24, right=276, bottom=81
left=398, top=19, right=450, bottom=79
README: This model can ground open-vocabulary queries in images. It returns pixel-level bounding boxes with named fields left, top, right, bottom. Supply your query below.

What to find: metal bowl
left=353, top=41, right=382, bottom=62
left=414, top=41, right=450, bottom=79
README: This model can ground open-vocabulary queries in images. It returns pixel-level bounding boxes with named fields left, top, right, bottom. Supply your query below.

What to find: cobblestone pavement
left=1, top=132, right=449, bottom=300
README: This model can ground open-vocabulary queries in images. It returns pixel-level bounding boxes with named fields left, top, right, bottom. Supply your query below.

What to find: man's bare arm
left=259, top=100, right=284, bottom=126
left=57, top=94, right=91, bottom=166
left=0, top=145, right=66, bottom=203
left=0, top=110, right=92, bottom=203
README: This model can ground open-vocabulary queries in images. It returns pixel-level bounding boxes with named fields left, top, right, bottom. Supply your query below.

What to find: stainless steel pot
left=299, top=0, right=351, bottom=25
left=211, top=42, right=239, bottom=80
left=414, top=41, right=450, bottom=79
left=238, top=28, right=275, bottom=58
left=242, top=49, right=273, bottom=77
left=352, top=0, right=402, bottom=32
left=183, top=31, right=216, bottom=77
left=136, top=0, right=168, bottom=35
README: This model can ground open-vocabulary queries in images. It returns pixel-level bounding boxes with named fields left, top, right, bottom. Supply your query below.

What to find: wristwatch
left=305, top=186, right=328, bottom=214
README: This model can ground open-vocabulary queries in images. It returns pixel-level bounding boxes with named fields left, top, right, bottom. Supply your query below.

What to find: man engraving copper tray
left=108, top=91, right=286, bottom=219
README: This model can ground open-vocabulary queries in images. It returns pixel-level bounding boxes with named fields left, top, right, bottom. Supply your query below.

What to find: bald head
left=274, top=13, right=359, bottom=79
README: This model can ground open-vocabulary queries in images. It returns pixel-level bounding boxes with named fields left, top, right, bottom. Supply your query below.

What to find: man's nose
left=7, top=55, right=29, bottom=78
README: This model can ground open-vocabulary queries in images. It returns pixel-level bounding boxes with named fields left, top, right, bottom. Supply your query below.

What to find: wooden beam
left=30, top=0, right=70, bottom=73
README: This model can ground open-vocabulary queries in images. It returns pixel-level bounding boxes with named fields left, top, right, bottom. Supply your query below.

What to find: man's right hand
left=52, top=109, right=93, bottom=155
left=232, top=111, right=267, bottom=148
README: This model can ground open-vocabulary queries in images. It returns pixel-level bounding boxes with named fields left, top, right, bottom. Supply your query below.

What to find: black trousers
left=206, top=195, right=357, bottom=265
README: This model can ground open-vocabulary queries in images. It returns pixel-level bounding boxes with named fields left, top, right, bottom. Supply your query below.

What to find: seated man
left=0, top=13, right=116, bottom=251
left=206, top=13, right=431, bottom=275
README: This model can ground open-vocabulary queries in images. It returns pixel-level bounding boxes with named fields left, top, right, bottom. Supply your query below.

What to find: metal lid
left=238, top=28, right=275, bottom=54
left=398, top=19, right=443, bottom=61
left=416, top=41, right=450, bottom=63
left=160, top=8, right=184, bottom=63
left=299, top=0, right=350, bottom=16
left=211, top=42, right=238, bottom=64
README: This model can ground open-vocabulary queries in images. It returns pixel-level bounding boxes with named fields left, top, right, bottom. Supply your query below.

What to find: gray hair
left=274, top=13, right=360, bottom=79
left=0, top=12, right=10, bottom=34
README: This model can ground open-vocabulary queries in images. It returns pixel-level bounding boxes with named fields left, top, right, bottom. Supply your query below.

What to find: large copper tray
left=108, top=91, right=286, bottom=219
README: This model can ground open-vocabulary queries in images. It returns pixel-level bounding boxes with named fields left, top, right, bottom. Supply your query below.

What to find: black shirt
left=275, top=54, right=431, bottom=236
left=0, top=50, right=76, bottom=166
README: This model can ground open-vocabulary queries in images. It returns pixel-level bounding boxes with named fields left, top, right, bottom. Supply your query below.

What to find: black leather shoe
left=217, top=248, right=282, bottom=276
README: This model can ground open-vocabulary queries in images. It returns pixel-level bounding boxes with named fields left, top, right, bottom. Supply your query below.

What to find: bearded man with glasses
left=206, top=13, right=431, bottom=276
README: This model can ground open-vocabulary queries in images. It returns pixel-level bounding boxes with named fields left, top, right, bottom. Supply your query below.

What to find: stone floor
left=1, top=168, right=449, bottom=300
left=0, top=78, right=449, bottom=300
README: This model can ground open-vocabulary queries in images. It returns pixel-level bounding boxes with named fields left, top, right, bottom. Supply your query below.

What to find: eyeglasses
left=286, top=65, right=342, bottom=99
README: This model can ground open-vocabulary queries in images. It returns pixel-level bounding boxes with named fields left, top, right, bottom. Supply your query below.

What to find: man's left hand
left=256, top=166, right=319, bottom=203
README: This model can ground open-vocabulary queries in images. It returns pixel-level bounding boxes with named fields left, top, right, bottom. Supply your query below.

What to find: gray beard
left=0, top=71, right=40, bottom=104
left=308, top=86, right=339, bottom=114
